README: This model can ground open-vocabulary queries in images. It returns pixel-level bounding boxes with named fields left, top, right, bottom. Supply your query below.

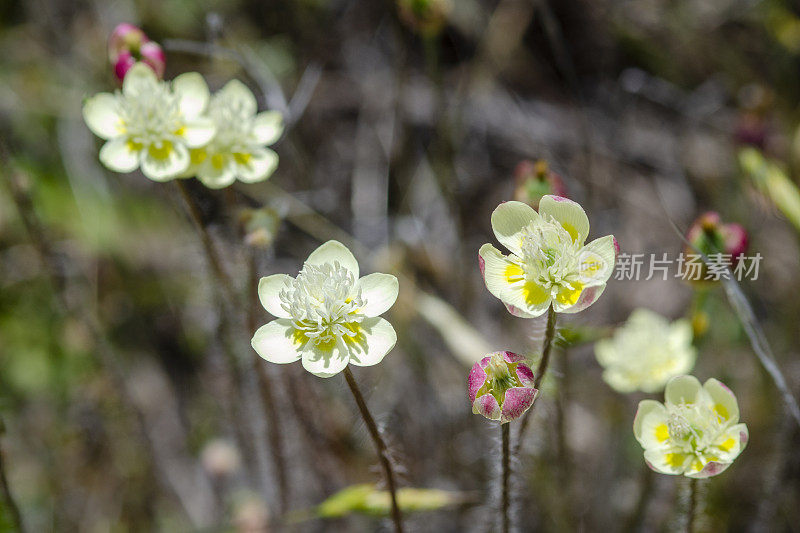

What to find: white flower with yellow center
left=634, top=376, right=749, bottom=478
left=82, top=63, right=215, bottom=181
left=186, top=79, right=283, bottom=189
left=595, top=309, right=696, bottom=393
left=479, top=196, right=617, bottom=317
left=251, top=240, right=399, bottom=378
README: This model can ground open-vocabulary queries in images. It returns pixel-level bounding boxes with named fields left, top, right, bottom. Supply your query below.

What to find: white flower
left=82, top=63, right=215, bottom=181
left=251, top=240, right=399, bottom=378
left=595, top=309, right=696, bottom=394
left=478, top=196, right=617, bottom=317
left=634, top=376, right=749, bottom=478
left=186, top=79, right=283, bottom=189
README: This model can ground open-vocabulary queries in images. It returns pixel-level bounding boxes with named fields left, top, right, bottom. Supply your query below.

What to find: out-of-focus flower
left=251, top=240, right=398, bottom=378
left=82, top=63, right=215, bottom=181
left=682, top=211, right=748, bottom=283
left=633, top=375, right=748, bottom=478
left=184, top=80, right=283, bottom=189
left=468, top=351, right=537, bottom=423
left=232, top=493, right=270, bottom=533
left=512, top=160, right=568, bottom=209
left=595, top=309, right=696, bottom=394
left=479, top=197, right=617, bottom=318
left=739, top=147, right=800, bottom=234
left=201, top=439, right=241, bottom=478
left=240, top=207, right=282, bottom=249
left=397, top=0, right=452, bottom=36
left=108, top=23, right=165, bottom=83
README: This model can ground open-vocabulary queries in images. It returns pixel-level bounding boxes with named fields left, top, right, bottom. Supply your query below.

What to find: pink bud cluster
left=108, top=23, right=166, bottom=84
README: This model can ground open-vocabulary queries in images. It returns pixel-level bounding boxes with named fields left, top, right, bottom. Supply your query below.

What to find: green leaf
left=738, top=147, right=800, bottom=233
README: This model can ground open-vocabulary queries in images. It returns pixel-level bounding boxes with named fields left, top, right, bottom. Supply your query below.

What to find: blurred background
left=2, top=0, right=800, bottom=530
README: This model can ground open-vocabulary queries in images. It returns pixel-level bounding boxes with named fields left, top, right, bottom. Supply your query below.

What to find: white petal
left=251, top=319, right=303, bottom=364
left=196, top=154, right=236, bottom=189
left=301, top=339, right=350, bottom=378
left=633, top=399, right=667, bottom=446
left=556, top=283, right=605, bottom=314
left=479, top=243, right=550, bottom=317
left=305, top=240, right=359, bottom=278
left=122, top=62, right=158, bottom=97
left=139, top=141, right=190, bottom=181
left=181, top=117, right=216, bottom=148
left=82, top=93, right=121, bottom=139
left=643, top=448, right=690, bottom=476
left=99, top=138, right=140, bottom=173
left=578, top=235, right=616, bottom=286
left=357, top=273, right=399, bottom=317
left=172, top=72, right=210, bottom=118
left=490, top=201, right=539, bottom=255
left=664, top=375, right=703, bottom=407
left=347, top=317, right=397, bottom=367
left=234, top=148, right=279, bottom=183
left=219, top=79, right=257, bottom=116
left=258, top=274, right=293, bottom=318
left=703, top=378, right=740, bottom=425
left=252, top=111, right=284, bottom=145
left=538, top=195, right=590, bottom=244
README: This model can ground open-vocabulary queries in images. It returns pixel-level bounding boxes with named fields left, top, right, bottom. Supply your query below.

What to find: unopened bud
left=513, top=159, right=568, bottom=209
left=468, top=351, right=538, bottom=423
left=108, top=23, right=165, bottom=83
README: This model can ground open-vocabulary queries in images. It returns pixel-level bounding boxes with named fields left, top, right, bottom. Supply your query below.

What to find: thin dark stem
left=0, top=418, right=24, bottom=533
left=247, top=251, right=290, bottom=514
left=622, top=466, right=654, bottom=532
left=514, top=305, right=557, bottom=454
left=501, top=423, right=511, bottom=533
left=686, top=478, right=700, bottom=533
left=342, top=367, right=403, bottom=533
left=173, top=181, right=237, bottom=304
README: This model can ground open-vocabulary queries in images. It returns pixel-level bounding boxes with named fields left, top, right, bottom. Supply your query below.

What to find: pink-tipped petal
left=113, top=53, right=137, bottom=83
left=473, top=394, right=501, bottom=421
left=467, top=362, right=488, bottom=403
left=140, top=41, right=166, bottom=79
left=500, top=351, right=526, bottom=364
left=515, top=363, right=535, bottom=387
left=500, top=387, right=537, bottom=422
left=689, top=461, right=731, bottom=479
left=722, top=223, right=748, bottom=261
left=478, top=253, right=486, bottom=277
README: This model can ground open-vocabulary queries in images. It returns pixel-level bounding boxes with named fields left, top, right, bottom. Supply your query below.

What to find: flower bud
left=512, top=160, right=568, bottom=209
left=682, top=212, right=748, bottom=284
left=201, top=439, right=241, bottom=478
left=468, top=351, right=537, bottom=423
left=397, top=0, right=452, bottom=36
left=108, top=23, right=148, bottom=62
left=108, top=23, right=165, bottom=83
left=240, top=207, right=282, bottom=249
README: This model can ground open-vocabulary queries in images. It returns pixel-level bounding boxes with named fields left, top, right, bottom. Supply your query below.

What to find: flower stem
left=685, top=478, right=701, bottom=533
left=501, top=423, right=511, bottom=533
left=0, top=418, right=24, bottom=533
left=342, top=367, right=403, bottom=533
left=514, top=305, right=557, bottom=454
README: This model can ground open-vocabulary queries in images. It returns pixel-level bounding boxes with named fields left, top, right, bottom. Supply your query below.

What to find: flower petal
left=305, top=240, right=359, bottom=278
left=515, top=363, right=535, bottom=388
left=578, top=235, right=616, bottom=286
left=251, top=319, right=303, bottom=364
left=557, top=283, right=605, bottom=314
left=468, top=361, right=488, bottom=403
left=703, top=378, right=740, bottom=425
left=140, top=141, right=189, bottom=181
left=82, top=93, right=121, bottom=139
left=490, top=201, right=539, bottom=255
left=197, top=154, right=236, bottom=189
left=122, top=62, right=158, bottom=97
left=347, top=317, right=397, bottom=367
left=538, top=195, right=589, bottom=244
left=234, top=148, right=279, bottom=183
left=473, top=394, right=501, bottom=421
left=633, top=399, right=667, bottom=446
left=258, top=274, right=293, bottom=318
left=500, top=386, right=537, bottom=423
left=99, top=138, right=140, bottom=173
left=253, top=111, right=285, bottom=145
left=685, top=460, right=731, bottom=479
left=172, top=72, right=210, bottom=117
left=664, top=375, right=703, bottom=407
left=643, top=448, right=690, bottom=475
left=220, top=79, right=257, bottom=116
left=181, top=117, right=216, bottom=148
left=357, top=273, right=399, bottom=317
left=478, top=243, right=551, bottom=318
left=301, top=339, right=350, bottom=378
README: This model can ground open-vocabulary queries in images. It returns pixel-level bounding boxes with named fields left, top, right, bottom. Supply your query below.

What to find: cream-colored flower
left=595, top=309, right=696, bottom=393
left=633, top=376, right=748, bottom=478
left=478, top=196, right=617, bottom=317
left=251, top=240, right=398, bottom=378
left=82, top=63, right=215, bottom=181
left=186, top=79, right=283, bottom=189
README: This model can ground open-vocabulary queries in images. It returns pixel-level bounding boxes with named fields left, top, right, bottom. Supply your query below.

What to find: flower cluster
left=108, top=23, right=166, bottom=84
left=468, top=351, right=537, bottom=423
left=251, top=240, right=399, bottom=378
left=479, top=196, right=617, bottom=318
left=634, top=376, right=748, bottom=478
left=595, top=308, right=696, bottom=394
left=84, top=26, right=283, bottom=188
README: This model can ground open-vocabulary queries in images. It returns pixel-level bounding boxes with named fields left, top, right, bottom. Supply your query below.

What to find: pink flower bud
left=113, top=51, right=137, bottom=82
left=139, top=41, right=166, bottom=78
left=108, top=23, right=165, bottom=84
left=512, top=159, right=568, bottom=209
left=468, top=351, right=538, bottom=423
left=682, top=211, right=749, bottom=284
left=108, top=23, right=148, bottom=62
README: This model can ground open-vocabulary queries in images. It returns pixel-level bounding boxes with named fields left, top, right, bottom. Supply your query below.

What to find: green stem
left=514, top=305, right=557, bottom=454
left=0, top=418, right=24, bottom=533
left=501, top=423, right=511, bottom=533
left=342, top=367, right=403, bottom=533
left=686, top=478, right=700, bottom=533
